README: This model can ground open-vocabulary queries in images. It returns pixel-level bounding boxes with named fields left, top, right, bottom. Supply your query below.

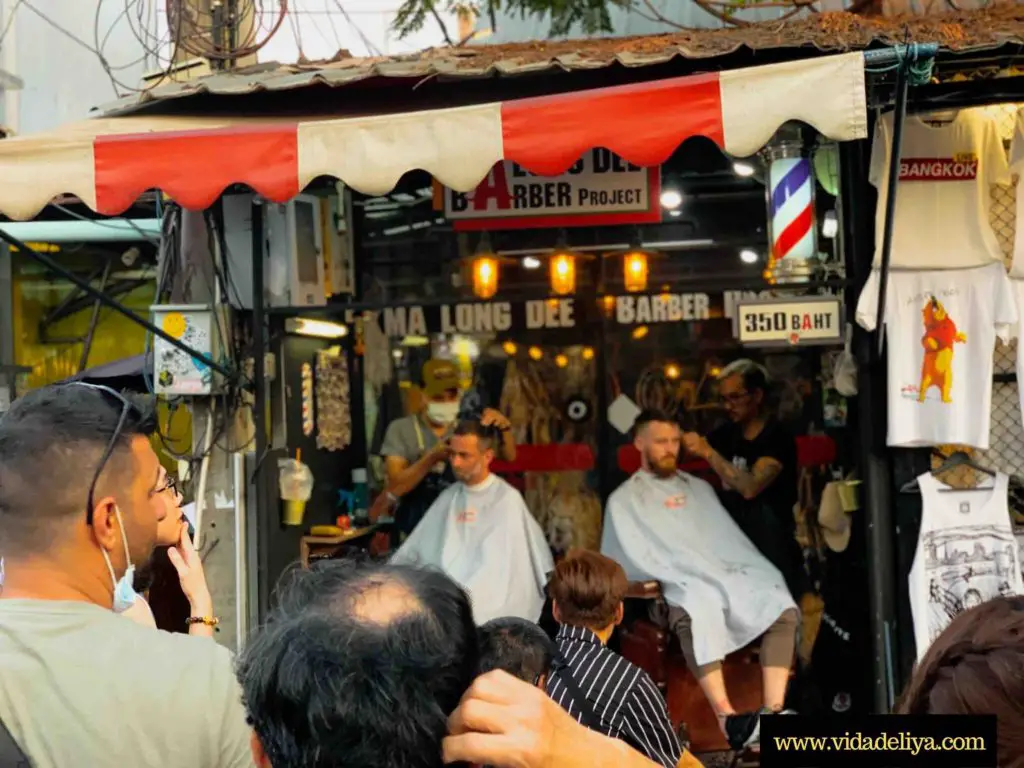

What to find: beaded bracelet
left=186, top=616, right=220, bottom=627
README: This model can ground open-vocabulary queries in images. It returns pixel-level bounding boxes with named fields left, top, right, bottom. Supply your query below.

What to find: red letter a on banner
left=470, top=163, right=512, bottom=212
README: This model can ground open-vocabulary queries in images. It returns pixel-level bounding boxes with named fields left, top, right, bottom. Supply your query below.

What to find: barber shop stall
left=0, top=31, right=1003, bottom=749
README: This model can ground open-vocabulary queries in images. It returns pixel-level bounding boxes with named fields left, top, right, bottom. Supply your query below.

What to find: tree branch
left=431, top=3, right=454, bottom=45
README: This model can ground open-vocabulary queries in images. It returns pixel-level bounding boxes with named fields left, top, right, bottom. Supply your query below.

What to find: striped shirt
left=545, top=625, right=681, bottom=768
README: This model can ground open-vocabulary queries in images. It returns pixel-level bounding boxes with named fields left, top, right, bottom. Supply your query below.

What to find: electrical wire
left=50, top=203, right=160, bottom=243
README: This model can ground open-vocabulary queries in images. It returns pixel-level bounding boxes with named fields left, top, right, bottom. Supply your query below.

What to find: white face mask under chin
left=101, top=505, right=139, bottom=614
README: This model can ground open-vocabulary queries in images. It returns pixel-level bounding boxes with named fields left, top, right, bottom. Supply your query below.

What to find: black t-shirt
left=707, top=418, right=798, bottom=530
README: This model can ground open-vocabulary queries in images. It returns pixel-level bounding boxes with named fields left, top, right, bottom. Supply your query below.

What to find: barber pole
left=765, top=135, right=816, bottom=283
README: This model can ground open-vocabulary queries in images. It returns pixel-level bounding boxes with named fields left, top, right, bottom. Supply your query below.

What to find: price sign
left=734, top=296, right=844, bottom=347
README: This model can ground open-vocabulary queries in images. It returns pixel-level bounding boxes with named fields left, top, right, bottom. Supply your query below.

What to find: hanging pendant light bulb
left=550, top=252, right=576, bottom=295
left=471, top=232, right=500, bottom=299
left=623, top=250, right=649, bottom=293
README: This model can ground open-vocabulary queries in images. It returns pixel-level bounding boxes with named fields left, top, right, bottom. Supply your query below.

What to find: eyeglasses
left=67, top=383, right=139, bottom=525
left=156, top=474, right=179, bottom=496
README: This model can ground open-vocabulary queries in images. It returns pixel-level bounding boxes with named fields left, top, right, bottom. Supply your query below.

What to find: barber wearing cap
left=380, top=359, right=516, bottom=542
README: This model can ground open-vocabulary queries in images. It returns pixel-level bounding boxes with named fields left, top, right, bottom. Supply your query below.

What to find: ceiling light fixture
left=740, top=249, right=760, bottom=264
left=522, top=256, right=541, bottom=269
left=733, top=161, right=756, bottom=177
left=659, top=189, right=683, bottom=209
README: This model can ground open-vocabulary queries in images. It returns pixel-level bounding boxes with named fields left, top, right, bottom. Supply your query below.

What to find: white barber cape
left=391, top=474, right=554, bottom=625
left=602, top=471, right=796, bottom=666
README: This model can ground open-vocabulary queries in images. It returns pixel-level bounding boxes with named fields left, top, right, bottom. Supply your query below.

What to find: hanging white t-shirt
left=1010, top=108, right=1024, bottom=277
left=908, top=471, right=1022, bottom=662
left=870, top=108, right=1010, bottom=269
left=856, top=262, right=1016, bottom=448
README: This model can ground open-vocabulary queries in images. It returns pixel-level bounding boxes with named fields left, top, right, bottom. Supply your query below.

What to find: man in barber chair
left=602, top=409, right=799, bottom=753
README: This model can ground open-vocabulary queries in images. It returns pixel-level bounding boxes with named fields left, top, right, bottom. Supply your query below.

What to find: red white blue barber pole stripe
left=767, top=151, right=816, bottom=283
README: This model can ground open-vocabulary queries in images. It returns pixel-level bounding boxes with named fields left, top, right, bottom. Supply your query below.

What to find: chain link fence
left=934, top=103, right=1023, bottom=491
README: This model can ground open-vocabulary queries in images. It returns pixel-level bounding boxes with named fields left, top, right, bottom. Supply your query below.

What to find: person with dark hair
left=545, top=549, right=683, bottom=768
left=124, top=475, right=216, bottom=638
left=238, top=557, right=479, bottom=768
left=681, top=359, right=804, bottom=600
left=602, top=409, right=798, bottom=752
left=478, top=616, right=555, bottom=686
left=380, top=359, right=515, bottom=542
left=897, top=595, right=1024, bottom=766
left=391, top=419, right=553, bottom=625
left=0, top=384, right=252, bottom=768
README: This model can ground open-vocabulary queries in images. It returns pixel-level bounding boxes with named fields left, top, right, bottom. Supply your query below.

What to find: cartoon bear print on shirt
left=919, top=296, right=967, bottom=404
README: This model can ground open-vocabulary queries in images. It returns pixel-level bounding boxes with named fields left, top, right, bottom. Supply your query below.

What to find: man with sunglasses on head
left=0, top=384, right=254, bottom=768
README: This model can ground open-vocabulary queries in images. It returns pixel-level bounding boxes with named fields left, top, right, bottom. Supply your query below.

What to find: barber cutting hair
left=380, top=359, right=515, bottom=542
left=681, top=359, right=805, bottom=601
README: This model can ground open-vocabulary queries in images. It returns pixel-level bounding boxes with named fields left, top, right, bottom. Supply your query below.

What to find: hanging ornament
left=315, top=348, right=352, bottom=451
left=301, top=362, right=315, bottom=437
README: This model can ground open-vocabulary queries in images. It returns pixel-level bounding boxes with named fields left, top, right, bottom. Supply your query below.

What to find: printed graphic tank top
left=908, top=471, right=1022, bottom=661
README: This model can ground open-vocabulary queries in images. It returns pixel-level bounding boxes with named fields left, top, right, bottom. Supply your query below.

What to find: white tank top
left=908, top=471, right=1022, bottom=661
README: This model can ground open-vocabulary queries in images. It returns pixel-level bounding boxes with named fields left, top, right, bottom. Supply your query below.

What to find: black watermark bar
left=760, top=715, right=996, bottom=768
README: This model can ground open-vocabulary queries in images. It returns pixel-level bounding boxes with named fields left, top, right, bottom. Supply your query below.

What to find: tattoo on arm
left=706, top=452, right=783, bottom=500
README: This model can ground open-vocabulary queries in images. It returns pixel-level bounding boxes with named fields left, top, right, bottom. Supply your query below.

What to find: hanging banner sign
left=437, top=149, right=661, bottom=231
left=344, top=291, right=713, bottom=338
left=733, top=296, right=844, bottom=346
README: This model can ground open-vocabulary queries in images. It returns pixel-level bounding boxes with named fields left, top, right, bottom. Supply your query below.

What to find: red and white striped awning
left=0, top=52, right=866, bottom=221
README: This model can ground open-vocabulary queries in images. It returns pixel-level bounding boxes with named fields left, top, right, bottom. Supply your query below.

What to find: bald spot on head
left=349, top=578, right=424, bottom=625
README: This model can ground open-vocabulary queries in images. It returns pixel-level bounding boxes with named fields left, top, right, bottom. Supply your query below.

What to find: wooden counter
left=299, top=525, right=379, bottom=567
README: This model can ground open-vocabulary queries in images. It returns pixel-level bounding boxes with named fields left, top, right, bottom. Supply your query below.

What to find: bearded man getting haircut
left=601, top=409, right=798, bottom=752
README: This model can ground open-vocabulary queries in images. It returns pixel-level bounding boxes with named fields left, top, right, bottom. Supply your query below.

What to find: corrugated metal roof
left=100, top=6, right=1023, bottom=115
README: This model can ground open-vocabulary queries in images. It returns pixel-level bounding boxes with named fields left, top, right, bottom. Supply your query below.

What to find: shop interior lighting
left=555, top=354, right=569, bottom=368
left=522, top=256, right=541, bottom=270
left=733, top=161, right=756, bottom=177
left=623, top=249, right=649, bottom=293
left=286, top=318, right=348, bottom=339
left=659, top=189, right=683, bottom=209
left=822, top=210, right=839, bottom=239
left=502, top=341, right=518, bottom=356
left=632, top=326, right=649, bottom=340
left=528, top=346, right=544, bottom=361
left=668, top=210, right=682, bottom=218
left=582, top=347, right=595, bottom=361
left=550, top=252, right=577, bottom=296
left=401, top=336, right=431, bottom=347
left=472, top=256, right=499, bottom=299
left=664, top=363, right=681, bottom=380
left=740, top=249, right=760, bottom=264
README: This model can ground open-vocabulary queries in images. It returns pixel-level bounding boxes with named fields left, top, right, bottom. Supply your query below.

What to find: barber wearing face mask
left=380, top=359, right=515, bottom=543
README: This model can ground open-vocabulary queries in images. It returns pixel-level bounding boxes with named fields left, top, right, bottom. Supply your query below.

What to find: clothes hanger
left=899, top=450, right=997, bottom=494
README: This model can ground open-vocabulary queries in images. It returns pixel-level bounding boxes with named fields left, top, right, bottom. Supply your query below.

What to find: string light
left=528, top=346, right=543, bottom=361
left=632, top=326, right=649, bottom=340
left=582, top=347, right=595, bottom=361
left=502, top=341, right=517, bottom=356
left=555, top=354, right=569, bottom=368
left=665, top=363, right=681, bottom=380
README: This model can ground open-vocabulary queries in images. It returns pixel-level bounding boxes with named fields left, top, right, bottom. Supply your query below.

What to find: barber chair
left=618, top=580, right=787, bottom=754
